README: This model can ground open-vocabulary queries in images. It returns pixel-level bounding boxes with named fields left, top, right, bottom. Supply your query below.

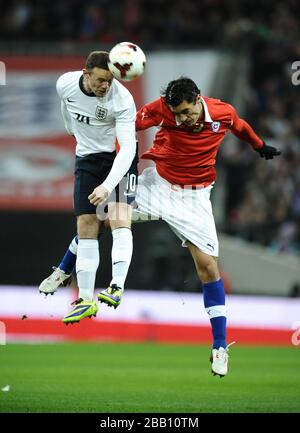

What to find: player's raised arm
left=136, top=99, right=163, bottom=131
left=228, top=104, right=281, bottom=159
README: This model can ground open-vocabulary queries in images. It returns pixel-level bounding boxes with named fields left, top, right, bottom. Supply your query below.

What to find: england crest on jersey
left=95, top=106, right=108, bottom=120
left=211, top=121, right=220, bottom=132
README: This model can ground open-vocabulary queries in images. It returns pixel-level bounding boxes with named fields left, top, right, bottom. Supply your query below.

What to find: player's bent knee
left=200, top=265, right=220, bottom=283
left=77, top=214, right=99, bottom=238
left=191, top=250, right=220, bottom=283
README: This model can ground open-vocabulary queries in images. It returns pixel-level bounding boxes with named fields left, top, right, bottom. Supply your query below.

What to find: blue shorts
left=74, top=150, right=138, bottom=216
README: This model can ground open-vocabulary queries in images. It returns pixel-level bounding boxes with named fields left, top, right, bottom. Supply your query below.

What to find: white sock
left=76, top=239, right=99, bottom=301
left=110, top=227, right=133, bottom=290
left=69, top=236, right=78, bottom=254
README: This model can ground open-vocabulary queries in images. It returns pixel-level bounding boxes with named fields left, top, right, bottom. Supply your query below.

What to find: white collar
left=200, top=96, right=213, bottom=123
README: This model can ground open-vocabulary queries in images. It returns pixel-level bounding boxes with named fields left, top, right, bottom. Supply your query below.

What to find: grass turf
left=0, top=342, right=299, bottom=413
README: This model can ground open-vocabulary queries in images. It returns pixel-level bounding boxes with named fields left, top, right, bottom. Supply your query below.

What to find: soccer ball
left=108, top=42, right=146, bottom=81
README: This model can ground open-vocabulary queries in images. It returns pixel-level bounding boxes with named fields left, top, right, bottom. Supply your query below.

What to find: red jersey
left=135, top=96, right=263, bottom=186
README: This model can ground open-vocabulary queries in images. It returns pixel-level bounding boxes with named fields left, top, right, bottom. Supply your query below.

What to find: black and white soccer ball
left=108, top=42, right=146, bottom=81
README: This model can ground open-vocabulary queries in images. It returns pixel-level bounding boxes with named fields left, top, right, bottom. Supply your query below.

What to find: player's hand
left=88, top=185, right=109, bottom=206
left=256, top=142, right=281, bottom=160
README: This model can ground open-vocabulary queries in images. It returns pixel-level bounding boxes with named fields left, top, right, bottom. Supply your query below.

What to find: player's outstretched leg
left=188, top=244, right=232, bottom=377
left=203, top=280, right=236, bottom=377
left=62, top=298, right=98, bottom=324
left=97, top=225, right=133, bottom=309
left=202, top=278, right=228, bottom=377
left=39, top=236, right=78, bottom=295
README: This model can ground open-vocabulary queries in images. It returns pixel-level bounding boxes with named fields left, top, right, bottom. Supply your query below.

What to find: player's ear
left=196, top=94, right=201, bottom=103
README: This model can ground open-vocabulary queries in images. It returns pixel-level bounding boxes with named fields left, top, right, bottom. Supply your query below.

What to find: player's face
left=170, top=96, right=202, bottom=126
left=84, top=67, right=114, bottom=97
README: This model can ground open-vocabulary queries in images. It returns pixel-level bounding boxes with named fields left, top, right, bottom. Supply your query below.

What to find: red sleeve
left=228, top=104, right=264, bottom=149
left=135, top=99, right=163, bottom=131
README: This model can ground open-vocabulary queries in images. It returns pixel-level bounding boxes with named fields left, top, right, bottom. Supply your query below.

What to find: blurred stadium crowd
left=1, top=0, right=299, bottom=254
left=219, top=0, right=300, bottom=255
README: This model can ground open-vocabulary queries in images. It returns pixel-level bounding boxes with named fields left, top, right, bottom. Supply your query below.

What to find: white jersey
left=56, top=71, right=137, bottom=193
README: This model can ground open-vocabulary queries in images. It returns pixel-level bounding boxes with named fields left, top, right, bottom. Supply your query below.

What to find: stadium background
left=0, top=0, right=299, bottom=413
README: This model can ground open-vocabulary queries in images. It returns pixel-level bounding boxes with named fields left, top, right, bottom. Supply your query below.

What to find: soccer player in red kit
left=39, top=77, right=280, bottom=377
left=132, top=77, right=279, bottom=376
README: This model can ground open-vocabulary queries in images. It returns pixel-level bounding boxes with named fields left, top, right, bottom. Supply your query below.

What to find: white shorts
left=133, top=167, right=219, bottom=256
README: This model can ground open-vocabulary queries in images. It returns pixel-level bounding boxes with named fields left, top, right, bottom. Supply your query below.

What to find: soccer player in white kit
left=43, top=51, right=138, bottom=324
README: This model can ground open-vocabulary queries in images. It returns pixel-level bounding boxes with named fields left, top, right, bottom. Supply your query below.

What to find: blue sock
left=203, top=278, right=227, bottom=349
left=58, top=236, right=78, bottom=275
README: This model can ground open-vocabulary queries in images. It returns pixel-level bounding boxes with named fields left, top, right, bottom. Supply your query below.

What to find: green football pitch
left=0, top=342, right=299, bottom=413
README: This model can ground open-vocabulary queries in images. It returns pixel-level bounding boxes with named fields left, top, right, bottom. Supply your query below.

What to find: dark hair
left=162, top=77, right=200, bottom=107
left=85, top=51, right=110, bottom=71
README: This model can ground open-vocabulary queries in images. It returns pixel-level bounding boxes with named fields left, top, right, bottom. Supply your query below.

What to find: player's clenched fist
left=88, top=185, right=109, bottom=206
